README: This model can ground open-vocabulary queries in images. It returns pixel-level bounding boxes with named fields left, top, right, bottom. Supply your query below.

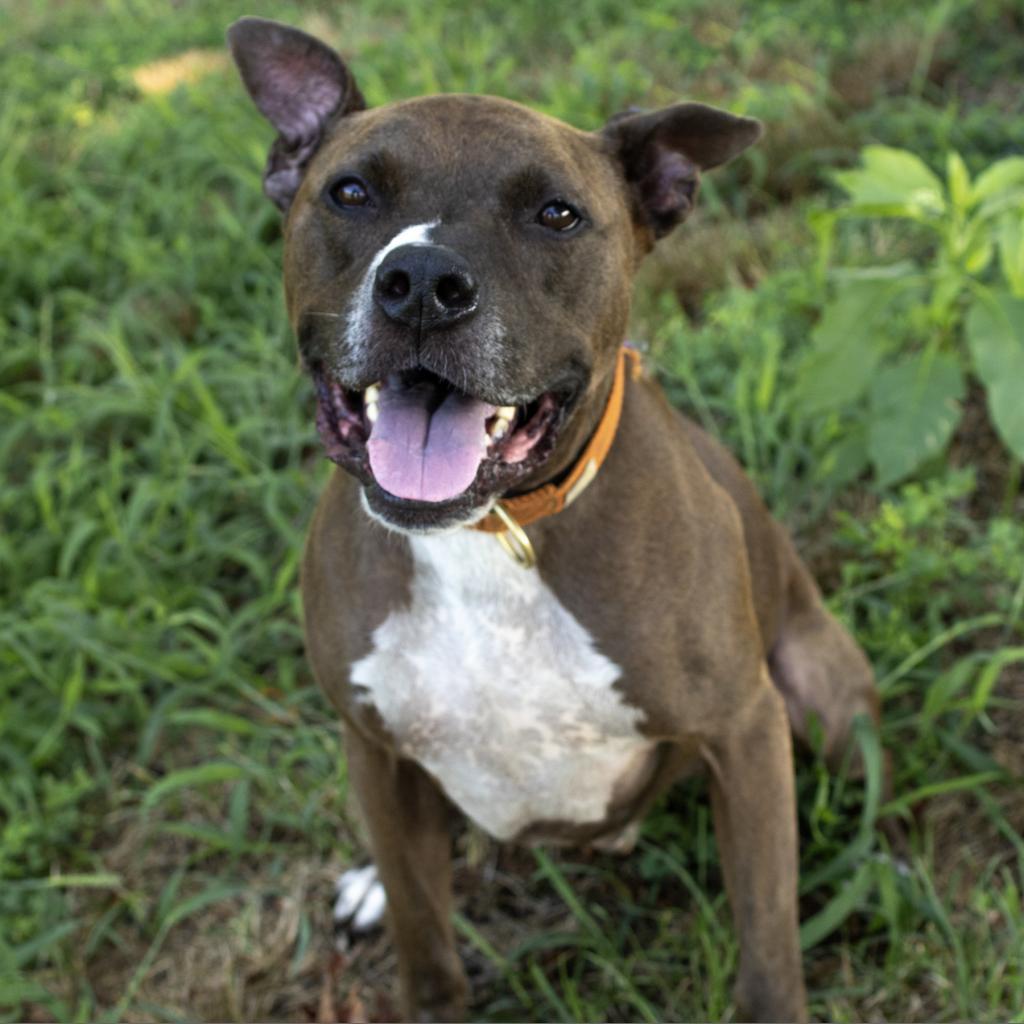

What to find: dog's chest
left=350, top=531, right=651, bottom=841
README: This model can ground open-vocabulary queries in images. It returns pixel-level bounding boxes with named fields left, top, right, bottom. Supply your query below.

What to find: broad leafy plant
left=797, top=145, right=1024, bottom=485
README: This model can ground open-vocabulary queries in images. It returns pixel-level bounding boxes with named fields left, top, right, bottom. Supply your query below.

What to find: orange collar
left=472, top=345, right=641, bottom=538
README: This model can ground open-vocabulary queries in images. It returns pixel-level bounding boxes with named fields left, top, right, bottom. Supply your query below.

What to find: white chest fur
left=350, top=530, right=651, bottom=841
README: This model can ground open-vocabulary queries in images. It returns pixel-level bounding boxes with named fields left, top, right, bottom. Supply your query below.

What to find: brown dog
left=228, top=17, right=879, bottom=1022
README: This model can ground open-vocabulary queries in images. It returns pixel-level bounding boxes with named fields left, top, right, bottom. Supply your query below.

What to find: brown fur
left=229, top=18, right=881, bottom=1022
left=301, top=378, right=878, bottom=1021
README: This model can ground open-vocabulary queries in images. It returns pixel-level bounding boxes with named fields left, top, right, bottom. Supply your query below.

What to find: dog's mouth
left=313, top=364, right=575, bottom=522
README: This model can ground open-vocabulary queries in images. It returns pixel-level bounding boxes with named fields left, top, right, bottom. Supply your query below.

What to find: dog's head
left=228, top=17, right=760, bottom=532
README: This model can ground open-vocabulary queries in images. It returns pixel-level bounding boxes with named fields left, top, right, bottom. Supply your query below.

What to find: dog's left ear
left=227, top=17, right=365, bottom=211
left=602, top=103, right=762, bottom=240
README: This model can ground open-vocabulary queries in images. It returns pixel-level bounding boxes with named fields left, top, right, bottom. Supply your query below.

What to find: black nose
left=374, top=243, right=479, bottom=331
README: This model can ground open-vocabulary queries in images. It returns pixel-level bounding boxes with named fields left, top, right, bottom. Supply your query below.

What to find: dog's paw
left=333, top=863, right=387, bottom=950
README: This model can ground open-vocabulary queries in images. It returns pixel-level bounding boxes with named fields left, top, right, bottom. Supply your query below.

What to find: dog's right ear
left=227, top=17, right=365, bottom=211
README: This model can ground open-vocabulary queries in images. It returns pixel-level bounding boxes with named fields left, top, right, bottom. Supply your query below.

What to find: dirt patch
left=131, top=49, right=228, bottom=96
left=634, top=208, right=813, bottom=321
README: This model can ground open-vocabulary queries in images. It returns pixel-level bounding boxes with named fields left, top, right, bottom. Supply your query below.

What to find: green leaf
left=946, top=151, right=971, bottom=215
left=998, top=212, right=1024, bottom=297
left=0, top=974, right=54, bottom=1006
left=801, top=716, right=882, bottom=891
left=800, top=861, right=874, bottom=949
left=971, top=156, right=1024, bottom=205
left=971, top=647, right=1024, bottom=714
left=868, top=352, right=965, bottom=485
left=167, top=708, right=260, bottom=735
left=955, top=213, right=995, bottom=275
left=142, top=761, right=249, bottom=810
left=795, top=278, right=910, bottom=416
left=977, top=188, right=1024, bottom=221
left=834, top=145, right=946, bottom=219
left=813, top=421, right=869, bottom=487
left=966, top=291, right=1024, bottom=461
left=880, top=770, right=1004, bottom=816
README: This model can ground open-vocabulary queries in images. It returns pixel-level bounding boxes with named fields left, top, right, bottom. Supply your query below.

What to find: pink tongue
left=367, top=383, right=495, bottom=502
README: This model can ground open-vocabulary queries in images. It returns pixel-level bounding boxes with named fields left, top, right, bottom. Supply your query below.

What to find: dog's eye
left=537, top=200, right=581, bottom=232
left=328, top=177, right=371, bottom=209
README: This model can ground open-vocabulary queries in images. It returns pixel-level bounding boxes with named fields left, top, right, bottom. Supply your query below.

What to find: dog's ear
left=602, top=103, right=762, bottom=239
left=227, top=17, right=365, bottom=211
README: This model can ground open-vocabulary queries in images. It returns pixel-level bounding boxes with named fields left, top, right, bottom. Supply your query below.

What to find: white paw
left=334, top=863, right=387, bottom=949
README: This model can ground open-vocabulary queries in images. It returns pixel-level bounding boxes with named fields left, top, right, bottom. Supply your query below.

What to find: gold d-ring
left=491, top=502, right=536, bottom=569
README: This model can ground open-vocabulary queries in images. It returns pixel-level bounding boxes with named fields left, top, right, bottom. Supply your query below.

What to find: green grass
left=2, top=0, right=1022, bottom=1021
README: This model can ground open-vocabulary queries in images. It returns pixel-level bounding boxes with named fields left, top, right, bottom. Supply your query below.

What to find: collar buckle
left=491, top=502, right=537, bottom=569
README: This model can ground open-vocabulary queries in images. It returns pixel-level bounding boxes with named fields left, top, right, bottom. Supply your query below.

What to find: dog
left=228, top=17, right=880, bottom=1022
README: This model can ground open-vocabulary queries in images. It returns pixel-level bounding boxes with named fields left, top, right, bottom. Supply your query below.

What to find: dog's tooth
left=488, top=405, right=516, bottom=441
left=364, top=383, right=381, bottom=425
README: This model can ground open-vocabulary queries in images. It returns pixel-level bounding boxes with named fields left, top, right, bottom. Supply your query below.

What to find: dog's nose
left=374, top=243, right=479, bottom=331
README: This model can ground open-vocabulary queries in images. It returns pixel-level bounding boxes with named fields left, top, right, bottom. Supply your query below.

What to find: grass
left=1, top=0, right=1022, bottom=1020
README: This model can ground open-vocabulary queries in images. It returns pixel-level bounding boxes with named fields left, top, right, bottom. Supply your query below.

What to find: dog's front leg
left=344, top=723, right=468, bottom=1023
left=703, top=675, right=807, bottom=1023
